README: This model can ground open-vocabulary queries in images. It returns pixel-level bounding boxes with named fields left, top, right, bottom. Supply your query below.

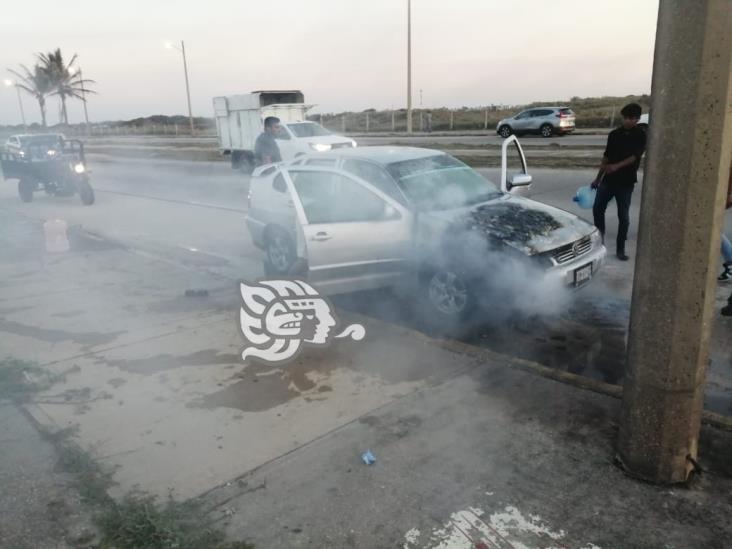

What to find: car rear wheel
left=540, top=124, right=554, bottom=138
left=18, top=179, right=34, bottom=202
left=498, top=125, right=513, bottom=138
left=264, top=229, right=296, bottom=276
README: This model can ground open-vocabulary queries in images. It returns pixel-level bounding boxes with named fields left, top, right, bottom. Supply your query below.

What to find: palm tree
left=8, top=64, right=53, bottom=128
left=37, top=49, right=95, bottom=125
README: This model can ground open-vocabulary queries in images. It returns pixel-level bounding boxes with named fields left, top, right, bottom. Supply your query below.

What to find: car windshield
left=288, top=123, right=332, bottom=138
left=386, top=154, right=501, bottom=211
left=20, top=136, right=62, bottom=147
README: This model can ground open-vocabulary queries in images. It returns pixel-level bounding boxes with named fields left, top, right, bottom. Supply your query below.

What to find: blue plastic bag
left=361, top=450, right=376, bottom=465
left=573, top=185, right=596, bottom=209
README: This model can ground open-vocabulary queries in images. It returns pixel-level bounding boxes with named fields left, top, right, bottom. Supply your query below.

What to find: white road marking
left=403, top=503, right=601, bottom=549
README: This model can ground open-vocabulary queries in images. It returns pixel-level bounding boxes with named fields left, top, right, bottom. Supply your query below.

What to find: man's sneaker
left=722, top=302, right=732, bottom=317
left=718, top=264, right=732, bottom=282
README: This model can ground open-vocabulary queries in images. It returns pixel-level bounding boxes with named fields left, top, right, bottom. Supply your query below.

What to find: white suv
left=496, top=107, right=575, bottom=138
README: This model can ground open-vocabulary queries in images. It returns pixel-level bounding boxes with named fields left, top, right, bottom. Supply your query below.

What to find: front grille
left=331, top=142, right=353, bottom=149
left=552, top=235, right=592, bottom=264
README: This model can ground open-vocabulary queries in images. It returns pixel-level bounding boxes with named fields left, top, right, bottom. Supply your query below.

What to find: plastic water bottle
left=43, top=219, right=70, bottom=253
left=573, top=186, right=596, bottom=209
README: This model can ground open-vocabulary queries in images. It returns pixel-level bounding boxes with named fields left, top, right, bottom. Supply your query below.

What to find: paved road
left=356, top=132, right=607, bottom=147
left=1, top=156, right=730, bottom=414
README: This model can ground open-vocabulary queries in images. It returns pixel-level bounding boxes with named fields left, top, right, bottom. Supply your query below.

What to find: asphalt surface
left=1, top=154, right=730, bottom=416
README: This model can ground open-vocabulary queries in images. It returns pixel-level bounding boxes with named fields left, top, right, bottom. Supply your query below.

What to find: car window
left=274, top=127, right=291, bottom=141
left=290, top=170, right=388, bottom=224
left=536, top=109, right=554, bottom=117
left=306, top=158, right=337, bottom=167
left=515, top=111, right=531, bottom=119
left=342, top=159, right=406, bottom=205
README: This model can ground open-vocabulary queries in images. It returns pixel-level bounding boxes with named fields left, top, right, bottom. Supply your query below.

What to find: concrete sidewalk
left=2, top=209, right=732, bottom=548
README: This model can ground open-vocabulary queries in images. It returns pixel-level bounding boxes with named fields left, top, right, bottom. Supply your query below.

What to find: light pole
left=165, top=40, right=195, bottom=135
left=4, top=78, right=27, bottom=130
left=406, top=0, right=413, bottom=134
left=70, top=67, right=90, bottom=133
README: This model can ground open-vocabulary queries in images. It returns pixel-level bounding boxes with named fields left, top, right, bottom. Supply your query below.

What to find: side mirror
left=509, top=173, right=532, bottom=189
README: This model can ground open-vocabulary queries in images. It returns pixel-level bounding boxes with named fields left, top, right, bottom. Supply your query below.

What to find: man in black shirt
left=254, top=116, right=283, bottom=166
left=591, top=103, right=647, bottom=261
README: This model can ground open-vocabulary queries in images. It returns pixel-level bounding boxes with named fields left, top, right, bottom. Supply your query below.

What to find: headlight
left=310, top=143, right=332, bottom=152
left=590, top=229, right=602, bottom=247
left=351, top=140, right=357, bottom=148
left=73, top=163, right=85, bottom=174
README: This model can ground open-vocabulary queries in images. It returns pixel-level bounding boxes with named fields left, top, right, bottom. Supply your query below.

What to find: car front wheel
left=498, top=125, right=513, bottom=138
left=423, top=269, right=473, bottom=319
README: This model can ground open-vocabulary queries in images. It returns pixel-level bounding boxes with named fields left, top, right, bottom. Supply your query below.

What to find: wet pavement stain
left=188, top=355, right=341, bottom=412
left=107, top=378, right=127, bottom=389
left=50, top=309, right=86, bottom=318
left=0, top=318, right=125, bottom=347
left=105, top=349, right=240, bottom=375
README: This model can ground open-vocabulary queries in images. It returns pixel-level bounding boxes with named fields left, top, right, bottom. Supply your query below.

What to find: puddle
left=50, top=309, right=85, bottom=318
left=105, top=349, right=240, bottom=375
left=0, top=318, right=125, bottom=347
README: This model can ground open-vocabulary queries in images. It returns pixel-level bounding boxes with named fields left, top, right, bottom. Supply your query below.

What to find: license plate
left=574, top=263, right=592, bottom=287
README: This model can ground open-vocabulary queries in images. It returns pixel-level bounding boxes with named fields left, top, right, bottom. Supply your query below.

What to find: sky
left=0, top=0, right=659, bottom=125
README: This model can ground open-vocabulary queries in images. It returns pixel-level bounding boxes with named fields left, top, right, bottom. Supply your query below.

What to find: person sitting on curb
left=718, top=161, right=732, bottom=282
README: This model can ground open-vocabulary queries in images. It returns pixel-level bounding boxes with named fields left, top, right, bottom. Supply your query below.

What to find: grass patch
left=0, top=357, right=61, bottom=401
left=97, top=493, right=254, bottom=549
left=44, top=426, right=254, bottom=548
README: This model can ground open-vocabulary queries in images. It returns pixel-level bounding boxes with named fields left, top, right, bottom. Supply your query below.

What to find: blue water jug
left=573, top=186, right=596, bottom=209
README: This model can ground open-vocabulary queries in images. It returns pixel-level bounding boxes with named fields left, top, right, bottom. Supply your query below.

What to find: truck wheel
left=238, top=153, right=255, bottom=175
left=18, top=179, right=34, bottom=202
left=78, top=178, right=95, bottom=205
left=264, top=229, right=296, bottom=276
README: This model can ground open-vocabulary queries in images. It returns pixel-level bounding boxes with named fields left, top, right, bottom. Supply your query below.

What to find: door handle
left=311, top=231, right=332, bottom=241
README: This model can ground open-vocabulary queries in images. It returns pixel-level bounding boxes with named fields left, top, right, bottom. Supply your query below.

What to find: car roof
left=9, top=133, right=65, bottom=140
left=317, top=146, right=446, bottom=165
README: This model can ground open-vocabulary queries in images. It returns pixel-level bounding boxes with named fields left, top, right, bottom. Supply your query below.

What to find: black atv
left=1, top=135, right=94, bottom=205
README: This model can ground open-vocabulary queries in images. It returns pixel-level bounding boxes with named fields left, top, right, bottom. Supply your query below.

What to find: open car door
left=500, top=135, right=533, bottom=197
left=280, top=166, right=412, bottom=295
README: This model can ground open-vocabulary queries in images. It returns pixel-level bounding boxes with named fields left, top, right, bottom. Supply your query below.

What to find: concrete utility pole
left=166, top=40, right=195, bottom=135
left=618, top=0, right=732, bottom=484
left=406, top=0, right=413, bottom=134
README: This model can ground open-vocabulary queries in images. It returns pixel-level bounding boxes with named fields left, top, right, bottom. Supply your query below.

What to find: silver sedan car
left=245, top=143, right=605, bottom=320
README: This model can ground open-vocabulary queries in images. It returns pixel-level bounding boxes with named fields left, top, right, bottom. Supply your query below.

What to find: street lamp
left=165, top=40, right=195, bottom=135
left=4, top=78, right=27, bottom=130
left=406, top=0, right=413, bottom=134
left=69, top=66, right=91, bottom=133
